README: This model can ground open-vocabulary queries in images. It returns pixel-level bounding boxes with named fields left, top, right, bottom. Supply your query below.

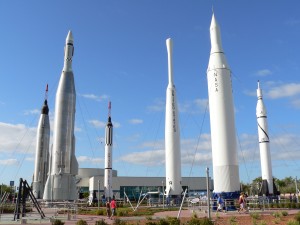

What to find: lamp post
left=98, top=180, right=100, bottom=209
left=206, top=167, right=211, bottom=220
left=162, top=180, right=165, bottom=209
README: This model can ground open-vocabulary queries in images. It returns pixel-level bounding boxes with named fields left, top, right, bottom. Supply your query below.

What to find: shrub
left=281, top=211, right=288, bottom=216
left=52, top=219, right=65, bottom=225
left=76, top=219, right=88, bottom=225
left=167, top=217, right=180, bottom=225
left=187, top=217, right=214, bottom=225
left=295, top=212, right=300, bottom=222
left=272, top=212, right=282, bottom=218
left=95, top=220, right=108, bottom=225
left=145, top=216, right=153, bottom=220
left=228, top=216, right=237, bottom=225
left=113, top=218, right=127, bottom=225
left=273, top=218, right=280, bottom=224
left=287, top=220, right=300, bottom=225
left=157, top=218, right=169, bottom=225
left=250, top=212, right=261, bottom=220
left=258, top=221, right=267, bottom=225
left=145, top=222, right=157, bottom=225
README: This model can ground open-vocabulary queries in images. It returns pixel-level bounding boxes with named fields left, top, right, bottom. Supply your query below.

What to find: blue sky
left=0, top=1, right=300, bottom=186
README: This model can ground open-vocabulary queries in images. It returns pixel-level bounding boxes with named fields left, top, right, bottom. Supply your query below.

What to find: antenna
left=45, top=84, right=48, bottom=100
left=108, top=101, right=111, bottom=118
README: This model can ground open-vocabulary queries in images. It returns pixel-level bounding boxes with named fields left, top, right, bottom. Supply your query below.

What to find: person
left=105, top=199, right=111, bottom=218
left=217, top=194, right=224, bottom=212
left=110, top=198, right=117, bottom=219
left=238, top=193, right=245, bottom=213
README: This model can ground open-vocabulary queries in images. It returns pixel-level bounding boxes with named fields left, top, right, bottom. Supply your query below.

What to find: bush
left=76, top=219, right=88, bottom=225
left=295, top=212, right=300, bottom=222
left=52, top=219, right=65, bottom=225
left=287, top=220, right=300, bottom=225
left=228, top=216, right=237, bottom=225
left=96, top=209, right=105, bottom=215
left=187, top=217, right=214, bottom=225
left=157, top=218, right=169, bottom=225
left=95, top=219, right=108, bottom=225
left=281, top=211, right=288, bottom=216
left=258, top=221, right=267, bottom=225
left=113, top=218, right=127, bottom=225
left=250, top=212, right=261, bottom=220
left=166, top=217, right=180, bottom=225
left=272, top=212, right=282, bottom=218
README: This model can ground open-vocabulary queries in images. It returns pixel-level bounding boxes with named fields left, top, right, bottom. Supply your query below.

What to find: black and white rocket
left=207, top=14, right=240, bottom=195
left=43, top=31, right=78, bottom=201
left=32, top=85, right=50, bottom=199
left=165, top=38, right=182, bottom=197
left=104, top=101, right=113, bottom=199
left=256, top=81, right=274, bottom=195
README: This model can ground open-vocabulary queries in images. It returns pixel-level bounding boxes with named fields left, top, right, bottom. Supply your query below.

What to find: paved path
left=1, top=208, right=299, bottom=225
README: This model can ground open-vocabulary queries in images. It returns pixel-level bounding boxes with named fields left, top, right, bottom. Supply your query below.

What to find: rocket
left=165, top=38, right=182, bottom=197
left=43, top=31, right=78, bottom=201
left=32, top=85, right=50, bottom=199
left=256, top=81, right=274, bottom=195
left=104, top=101, right=113, bottom=200
left=206, top=14, right=240, bottom=195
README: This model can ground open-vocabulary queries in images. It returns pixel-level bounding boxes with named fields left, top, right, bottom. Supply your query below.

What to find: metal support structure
left=206, top=167, right=211, bottom=220
left=14, top=178, right=45, bottom=220
left=98, top=180, right=100, bottom=209
left=177, top=189, right=188, bottom=219
left=296, top=176, right=299, bottom=203
left=162, top=181, right=165, bottom=209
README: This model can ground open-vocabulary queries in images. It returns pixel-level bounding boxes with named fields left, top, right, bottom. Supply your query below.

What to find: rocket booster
left=207, top=14, right=240, bottom=194
left=165, top=38, right=182, bottom=196
left=256, top=81, right=274, bottom=195
left=32, top=85, right=50, bottom=199
left=104, top=101, right=113, bottom=199
left=43, top=31, right=78, bottom=201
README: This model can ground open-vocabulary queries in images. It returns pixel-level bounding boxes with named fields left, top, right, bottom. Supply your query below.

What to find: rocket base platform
left=43, top=173, right=77, bottom=201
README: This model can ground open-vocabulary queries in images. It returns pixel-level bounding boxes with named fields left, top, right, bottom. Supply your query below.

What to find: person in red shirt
left=110, top=198, right=117, bottom=219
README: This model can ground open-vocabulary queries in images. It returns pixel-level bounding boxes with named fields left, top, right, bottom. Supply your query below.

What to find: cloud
left=129, top=119, right=143, bottom=124
left=147, top=99, right=165, bottom=112
left=255, top=69, right=272, bottom=77
left=25, top=157, right=35, bottom=161
left=79, top=93, right=109, bottom=101
left=23, top=109, right=40, bottom=115
left=89, top=120, right=120, bottom=128
left=0, top=122, right=36, bottom=154
left=77, top=156, right=104, bottom=164
left=0, top=159, right=19, bottom=165
left=285, top=19, right=300, bottom=26
left=265, top=83, right=300, bottom=99
left=89, top=120, right=106, bottom=128
left=119, top=149, right=165, bottom=166
left=291, top=99, right=300, bottom=108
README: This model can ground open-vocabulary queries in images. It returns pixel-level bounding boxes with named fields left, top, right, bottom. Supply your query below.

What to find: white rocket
left=32, top=85, right=50, bottom=199
left=165, top=38, right=182, bottom=197
left=207, top=14, right=240, bottom=195
left=256, top=81, right=274, bottom=195
left=43, top=31, right=78, bottom=201
left=104, top=101, right=113, bottom=199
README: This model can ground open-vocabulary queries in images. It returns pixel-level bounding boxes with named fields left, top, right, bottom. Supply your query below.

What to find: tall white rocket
left=256, top=81, right=274, bottom=195
left=32, top=85, right=50, bottom=199
left=43, top=31, right=78, bottom=201
left=165, top=38, right=182, bottom=197
left=207, top=14, right=240, bottom=194
left=104, top=101, right=113, bottom=199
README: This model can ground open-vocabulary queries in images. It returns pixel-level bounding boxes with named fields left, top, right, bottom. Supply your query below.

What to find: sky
left=0, top=1, right=300, bottom=187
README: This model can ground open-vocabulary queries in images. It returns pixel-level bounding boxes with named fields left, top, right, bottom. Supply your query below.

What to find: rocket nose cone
left=209, top=13, right=223, bottom=53
left=66, top=30, right=74, bottom=44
